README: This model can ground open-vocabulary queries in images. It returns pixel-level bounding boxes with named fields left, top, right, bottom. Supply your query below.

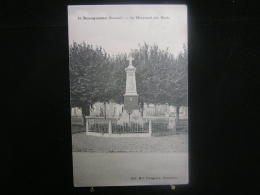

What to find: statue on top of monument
left=127, top=55, right=134, bottom=68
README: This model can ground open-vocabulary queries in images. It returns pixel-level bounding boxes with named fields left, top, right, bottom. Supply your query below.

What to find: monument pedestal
left=124, top=94, right=139, bottom=112
left=118, top=109, right=143, bottom=125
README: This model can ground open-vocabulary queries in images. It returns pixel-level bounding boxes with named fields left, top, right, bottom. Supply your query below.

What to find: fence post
left=168, top=116, right=176, bottom=134
left=81, top=116, right=84, bottom=126
left=149, top=120, right=152, bottom=136
left=86, top=118, right=89, bottom=135
left=174, top=117, right=177, bottom=134
left=108, top=120, right=112, bottom=135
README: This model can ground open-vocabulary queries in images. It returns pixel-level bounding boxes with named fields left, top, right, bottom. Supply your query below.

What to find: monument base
left=118, top=109, right=143, bottom=125
left=124, top=94, right=139, bottom=111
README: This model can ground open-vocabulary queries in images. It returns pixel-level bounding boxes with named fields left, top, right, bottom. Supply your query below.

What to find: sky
left=68, top=5, right=187, bottom=56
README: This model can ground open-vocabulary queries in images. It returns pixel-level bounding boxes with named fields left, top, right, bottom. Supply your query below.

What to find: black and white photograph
left=5, top=0, right=260, bottom=194
left=68, top=4, right=188, bottom=187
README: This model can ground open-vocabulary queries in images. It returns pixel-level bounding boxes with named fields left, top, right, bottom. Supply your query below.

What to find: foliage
left=130, top=43, right=188, bottom=106
left=108, top=54, right=128, bottom=104
left=69, top=42, right=111, bottom=119
left=69, top=42, right=188, bottom=116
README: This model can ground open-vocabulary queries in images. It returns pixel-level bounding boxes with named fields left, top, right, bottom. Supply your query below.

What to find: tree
left=108, top=54, right=128, bottom=104
left=69, top=42, right=111, bottom=124
left=131, top=43, right=188, bottom=118
left=69, top=42, right=188, bottom=122
left=167, top=44, right=188, bottom=120
left=129, top=44, right=172, bottom=111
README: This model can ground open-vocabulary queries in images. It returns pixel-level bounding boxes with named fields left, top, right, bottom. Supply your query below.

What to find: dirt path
left=72, top=132, right=188, bottom=152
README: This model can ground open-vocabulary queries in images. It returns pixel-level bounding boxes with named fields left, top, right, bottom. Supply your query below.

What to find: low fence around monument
left=144, top=116, right=176, bottom=136
left=112, top=121, right=149, bottom=134
left=86, top=117, right=151, bottom=137
left=71, top=116, right=84, bottom=126
left=86, top=117, right=114, bottom=134
left=85, top=116, right=176, bottom=137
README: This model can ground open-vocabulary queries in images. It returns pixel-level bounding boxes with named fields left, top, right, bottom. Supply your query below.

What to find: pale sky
left=68, top=4, right=187, bottom=56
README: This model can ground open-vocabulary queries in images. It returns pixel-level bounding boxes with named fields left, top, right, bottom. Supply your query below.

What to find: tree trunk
left=81, top=102, right=90, bottom=126
left=140, top=102, right=144, bottom=117
left=176, top=106, right=180, bottom=122
left=104, top=102, right=106, bottom=119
